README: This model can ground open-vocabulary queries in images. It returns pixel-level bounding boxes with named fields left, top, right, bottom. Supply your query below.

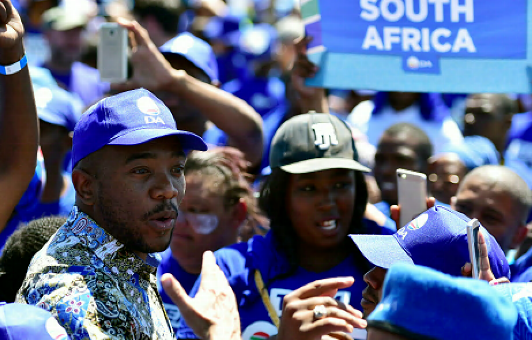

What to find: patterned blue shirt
left=16, top=206, right=174, bottom=340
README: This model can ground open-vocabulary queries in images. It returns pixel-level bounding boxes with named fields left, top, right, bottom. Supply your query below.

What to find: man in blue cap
left=114, top=19, right=264, bottom=171
left=16, top=88, right=208, bottom=339
left=366, top=263, right=517, bottom=340
left=350, top=205, right=510, bottom=317
left=26, top=84, right=83, bottom=220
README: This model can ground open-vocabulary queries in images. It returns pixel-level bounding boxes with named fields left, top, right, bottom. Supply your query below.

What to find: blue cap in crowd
left=350, top=205, right=510, bottom=278
left=203, top=15, right=245, bottom=47
left=34, top=86, right=83, bottom=132
left=160, top=32, right=219, bottom=83
left=0, top=302, right=70, bottom=340
left=367, top=263, right=517, bottom=340
left=237, top=23, right=278, bottom=63
left=72, top=89, right=207, bottom=168
left=442, top=135, right=501, bottom=171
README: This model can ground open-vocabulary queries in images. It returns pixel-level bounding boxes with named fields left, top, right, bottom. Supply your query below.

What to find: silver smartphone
left=467, top=218, right=481, bottom=279
left=98, top=23, right=128, bottom=83
left=397, top=168, right=427, bottom=228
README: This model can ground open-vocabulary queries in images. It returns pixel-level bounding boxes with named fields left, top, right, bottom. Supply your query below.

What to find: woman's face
left=286, top=168, right=356, bottom=250
left=170, top=172, right=239, bottom=272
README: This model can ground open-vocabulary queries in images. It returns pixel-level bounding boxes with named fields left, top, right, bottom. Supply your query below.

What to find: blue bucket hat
left=367, top=263, right=517, bottom=340
left=71, top=88, right=207, bottom=168
left=350, top=205, right=510, bottom=279
left=0, top=302, right=71, bottom=340
left=160, top=32, right=219, bottom=83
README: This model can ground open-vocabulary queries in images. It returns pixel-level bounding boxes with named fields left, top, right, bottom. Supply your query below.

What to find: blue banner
left=303, top=0, right=532, bottom=93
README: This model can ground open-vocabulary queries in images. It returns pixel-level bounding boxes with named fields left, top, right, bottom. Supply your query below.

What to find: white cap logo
left=312, top=123, right=339, bottom=151
left=137, top=96, right=160, bottom=116
left=172, top=35, right=195, bottom=54
left=35, top=87, right=53, bottom=109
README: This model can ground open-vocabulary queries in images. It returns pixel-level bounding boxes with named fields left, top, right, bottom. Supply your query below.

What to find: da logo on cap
left=407, top=213, right=429, bottom=230
left=242, top=321, right=277, bottom=340
left=172, top=35, right=195, bottom=54
left=136, top=96, right=160, bottom=116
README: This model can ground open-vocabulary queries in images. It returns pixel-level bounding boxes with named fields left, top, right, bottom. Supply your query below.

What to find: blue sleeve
left=176, top=243, right=249, bottom=339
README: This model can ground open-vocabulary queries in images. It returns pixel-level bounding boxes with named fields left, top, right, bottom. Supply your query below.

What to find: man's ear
left=231, top=199, right=248, bottom=229
left=72, top=168, right=97, bottom=206
left=511, top=223, right=529, bottom=249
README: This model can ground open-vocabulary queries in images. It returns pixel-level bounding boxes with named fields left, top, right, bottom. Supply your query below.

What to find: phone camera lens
left=110, top=30, right=114, bottom=36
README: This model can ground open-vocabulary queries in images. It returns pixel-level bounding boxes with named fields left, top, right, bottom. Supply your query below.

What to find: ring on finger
left=313, top=304, right=327, bottom=320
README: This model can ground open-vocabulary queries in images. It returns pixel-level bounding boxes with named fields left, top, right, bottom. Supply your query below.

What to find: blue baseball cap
left=350, top=205, right=510, bottom=279
left=160, top=32, right=219, bottom=83
left=34, top=86, right=83, bottom=132
left=237, top=23, right=278, bottom=63
left=367, top=263, right=517, bottom=340
left=0, top=302, right=70, bottom=340
left=203, top=15, right=245, bottom=47
left=71, top=88, right=207, bottom=168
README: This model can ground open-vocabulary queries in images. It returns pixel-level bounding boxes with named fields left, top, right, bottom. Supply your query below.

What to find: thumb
left=161, top=273, right=192, bottom=312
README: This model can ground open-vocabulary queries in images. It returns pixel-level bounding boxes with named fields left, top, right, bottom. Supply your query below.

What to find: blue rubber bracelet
left=0, top=55, right=28, bottom=75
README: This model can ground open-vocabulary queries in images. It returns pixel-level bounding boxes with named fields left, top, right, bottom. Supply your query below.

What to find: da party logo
left=407, top=213, right=429, bottom=230
left=242, top=321, right=277, bottom=340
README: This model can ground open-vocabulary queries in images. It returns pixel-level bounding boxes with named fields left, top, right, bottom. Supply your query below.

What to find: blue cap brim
left=349, top=234, right=414, bottom=269
left=38, top=108, right=69, bottom=129
left=108, top=128, right=208, bottom=151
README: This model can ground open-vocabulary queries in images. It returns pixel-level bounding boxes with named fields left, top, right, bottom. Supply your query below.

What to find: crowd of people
left=1, top=0, right=532, bottom=339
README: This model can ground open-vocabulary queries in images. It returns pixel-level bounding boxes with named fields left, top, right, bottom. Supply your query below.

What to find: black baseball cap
left=270, top=113, right=370, bottom=174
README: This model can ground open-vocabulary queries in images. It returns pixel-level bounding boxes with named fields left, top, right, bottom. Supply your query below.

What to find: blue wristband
left=0, top=55, right=28, bottom=75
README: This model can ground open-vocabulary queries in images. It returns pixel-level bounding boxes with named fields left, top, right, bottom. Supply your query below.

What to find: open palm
left=0, top=0, right=24, bottom=51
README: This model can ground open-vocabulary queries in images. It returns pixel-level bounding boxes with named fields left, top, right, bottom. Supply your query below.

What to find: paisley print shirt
left=16, top=206, right=174, bottom=340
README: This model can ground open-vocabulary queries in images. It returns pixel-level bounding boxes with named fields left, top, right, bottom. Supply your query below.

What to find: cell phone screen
left=473, top=226, right=480, bottom=277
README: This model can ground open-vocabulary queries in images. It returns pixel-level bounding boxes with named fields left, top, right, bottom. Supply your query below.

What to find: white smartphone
left=467, top=218, right=481, bottom=279
left=350, top=328, right=367, bottom=340
left=98, top=23, right=128, bottom=83
left=397, top=169, right=427, bottom=228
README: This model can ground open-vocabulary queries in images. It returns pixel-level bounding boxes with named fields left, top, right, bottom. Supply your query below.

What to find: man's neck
left=41, top=162, right=68, bottom=203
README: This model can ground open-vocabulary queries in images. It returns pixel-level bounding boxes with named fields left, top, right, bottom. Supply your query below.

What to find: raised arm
left=0, top=0, right=39, bottom=231
left=114, top=19, right=264, bottom=169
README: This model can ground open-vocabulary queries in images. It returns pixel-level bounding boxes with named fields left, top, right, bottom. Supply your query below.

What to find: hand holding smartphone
left=397, top=169, right=427, bottom=228
left=467, top=218, right=481, bottom=279
left=98, top=23, right=128, bottom=83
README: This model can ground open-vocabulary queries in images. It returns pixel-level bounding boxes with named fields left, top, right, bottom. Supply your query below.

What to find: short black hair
left=0, top=216, right=66, bottom=302
left=133, top=0, right=183, bottom=36
left=383, top=123, right=433, bottom=164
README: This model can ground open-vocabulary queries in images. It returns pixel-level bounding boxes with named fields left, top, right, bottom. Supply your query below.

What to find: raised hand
left=112, top=18, right=176, bottom=91
left=161, top=251, right=240, bottom=340
left=291, top=36, right=328, bottom=114
left=0, top=0, right=24, bottom=63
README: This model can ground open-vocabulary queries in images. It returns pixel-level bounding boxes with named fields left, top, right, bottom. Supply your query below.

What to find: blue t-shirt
left=0, top=155, right=46, bottom=251
left=26, top=174, right=76, bottom=220
left=156, top=249, right=199, bottom=333
left=176, top=231, right=374, bottom=340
